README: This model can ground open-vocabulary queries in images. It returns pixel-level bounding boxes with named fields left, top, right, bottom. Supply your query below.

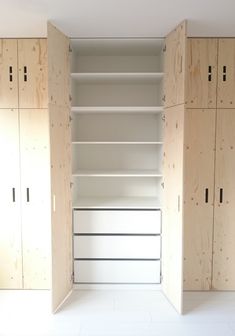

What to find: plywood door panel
left=48, top=21, right=72, bottom=312
left=162, top=104, right=184, bottom=314
left=186, top=39, right=218, bottom=108
left=213, top=109, right=235, bottom=289
left=184, top=109, right=216, bottom=290
left=217, top=39, right=235, bottom=108
left=0, top=109, right=22, bottom=288
left=18, top=39, right=48, bottom=108
left=164, top=21, right=187, bottom=108
left=0, top=39, right=18, bottom=108
left=20, top=109, right=51, bottom=289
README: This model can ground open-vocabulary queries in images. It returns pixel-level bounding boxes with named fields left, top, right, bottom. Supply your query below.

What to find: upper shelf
left=71, top=106, right=163, bottom=113
left=72, top=169, right=163, bottom=177
left=70, top=38, right=164, bottom=56
left=71, top=72, right=164, bottom=84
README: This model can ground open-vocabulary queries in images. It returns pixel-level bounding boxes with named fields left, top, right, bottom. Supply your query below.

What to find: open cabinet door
left=162, top=21, right=187, bottom=314
left=47, top=22, right=72, bottom=312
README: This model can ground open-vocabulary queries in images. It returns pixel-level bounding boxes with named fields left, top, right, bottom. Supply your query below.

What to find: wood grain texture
left=213, top=109, right=235, bottom=289
left=164, top=21, right=187, bottom=108
left=0, top=109, right=22, bottom=288
left=48, top=22, right=72, bottom=312
left=0, top=39, right=18, bottom=108
left=162, top=104, right=184, bottom=314
left=20, top=109, right=51, bottom=289
left=48, top=24, right=70, bottom=107
left=217, top=39, right=235, bottom=108
left=186, top=39, right=218, bottom=108
left=18, top=39, right=48, bottom=108
left=183, top=109, right=216, bottom=290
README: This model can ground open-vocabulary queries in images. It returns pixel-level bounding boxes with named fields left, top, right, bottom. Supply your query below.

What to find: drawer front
left=74, top=260, right=161, bottom=283
left=74, top=235, right=161, bottom=259
left=73, top=210, right=161, bottom=234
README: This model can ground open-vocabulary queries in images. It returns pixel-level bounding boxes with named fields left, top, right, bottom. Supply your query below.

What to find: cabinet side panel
left=184, top=109, right=216, bottom=290
left=164, top=21, right=187, bottom=108
left=48, top=21, right=72, bottom=312
left=162, top=104, right=184, bottom=314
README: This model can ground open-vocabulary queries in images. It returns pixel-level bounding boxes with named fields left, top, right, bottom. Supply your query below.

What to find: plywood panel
left=0, top=39, right=18, bottom=108
left=164, top=21, right=187, bottom=108
left=184, top=109, right=216, bottom=290
left=186, top=39, right=218, bottom=108
left=0, top=109, right=22, bottom=288
left=213, top=109, right=235, bottom=289
left=162, top=104, right=184, bottom=314
left=217, top=39, right=235, bottom=108
left=48, top=21, right=72, bottom=312
left=18, top=39, right=48, bottom=108
left=48, top=25, right=70, bottom=107
left=20, top=109, right=51, bottom=289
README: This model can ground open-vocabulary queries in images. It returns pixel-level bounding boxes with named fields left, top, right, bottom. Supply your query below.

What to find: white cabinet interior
left=71, top=38, right=164, bottom=284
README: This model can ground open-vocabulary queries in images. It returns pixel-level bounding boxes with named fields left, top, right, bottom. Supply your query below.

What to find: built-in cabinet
left=0, top=39, right=50, bottom=289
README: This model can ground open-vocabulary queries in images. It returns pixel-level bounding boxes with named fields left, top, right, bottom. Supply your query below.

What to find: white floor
left=0, top=290, right=235, bottom=336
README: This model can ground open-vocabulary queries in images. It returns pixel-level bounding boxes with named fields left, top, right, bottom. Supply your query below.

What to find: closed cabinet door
left=18, top=39, right=48, bottom=108
left=20, top=109, right=51, bottom=289
left=217, top=39, right=235, bottom=108
left=184, top=109, right=216, bottom=290
left=213, top=109, right=235, bottom=290
left=0, top=109, right=22, bottom=288
left=0, top=39, right=18, bottom=108
left=186, top=39, right=218, bottom=108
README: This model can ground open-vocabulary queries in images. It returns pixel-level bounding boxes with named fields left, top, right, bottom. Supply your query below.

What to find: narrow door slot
left=208, top=65, right=212, bottom=81
left=205, top=188, right=209, bottom=203
left=24, top=66, right=28, bottom=82
left=9, top=66, right=13, bottom=82
left=12, top=187, right=15, bottom=202
left=26, top=188, right=30, bottom=202
left=223, top=66, right=226, bottom=81
left=219, top=188, right=223, bottom=203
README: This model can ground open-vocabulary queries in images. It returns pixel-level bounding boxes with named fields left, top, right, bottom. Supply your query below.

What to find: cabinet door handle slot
left=219, top=188, right=223, bottom=203
left=9, top=66, right=13, bottom=82
left=26, top=188, right=30, bottom=202
left=223, top=66, right=226, bottom=81
left=24, top=66, right=28, bottom=82
left=205, top=188, right=209, bottom=203
left=208, top=66, right=212, bottom=81
left=12, top=187, right=15, bottom=202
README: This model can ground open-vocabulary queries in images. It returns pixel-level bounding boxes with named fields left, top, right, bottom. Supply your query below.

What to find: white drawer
left=73, top=210, right=161, bottom=234
left=74, top=260, right=161, bottom=283
left=73, top=235, right=161, bottom=259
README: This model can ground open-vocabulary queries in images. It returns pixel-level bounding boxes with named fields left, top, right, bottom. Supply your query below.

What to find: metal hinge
left=70, top=182, right=73, bottom=188
left=162, top=95, right=166, bottom=102
left=162, top=114, right=165, bottom=122
left=69, top=94, right=72, bottom=102
left=69, top=115, right=73, bottom=122
left=163, top=45, right=166, bottom=52
left=161, top=182, right=164, bottom=189
left=69, top=44, right=72, bottom=53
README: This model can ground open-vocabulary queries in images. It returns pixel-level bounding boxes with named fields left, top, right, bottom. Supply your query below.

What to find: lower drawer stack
left=73, top=209, right=161, bottom=284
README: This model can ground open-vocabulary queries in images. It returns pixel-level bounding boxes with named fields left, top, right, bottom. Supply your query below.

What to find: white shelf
left=71, top=72, right=164, bottom=83
left=72, top=170, right=163, bottom=177
left=72, top=141, right=163, bottom=145
left=72, top=196, right=161, bottom=209
left=71, top=106, right=164, bottom=113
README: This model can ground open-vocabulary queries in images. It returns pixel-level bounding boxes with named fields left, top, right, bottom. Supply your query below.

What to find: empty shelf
left=72, top=170, right=163, bottom=177
left=71, top=72, right=164, bottom=83
left=72, top=196, right=161, bottom=209
left=72, top=141, right=163, bottom=145
left=71, top=106, right=164, bottom=113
